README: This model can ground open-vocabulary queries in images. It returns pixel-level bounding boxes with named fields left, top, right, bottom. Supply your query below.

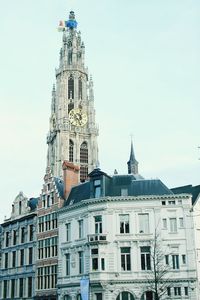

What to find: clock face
left=69, top=108, right=88, bottom=127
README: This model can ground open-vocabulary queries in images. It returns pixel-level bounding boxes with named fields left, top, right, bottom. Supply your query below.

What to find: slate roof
left=171, top=185, right=200, bottom=205
left=65, top=173, right=173, bottom=207
left=54, top=177, right=65, bottom=199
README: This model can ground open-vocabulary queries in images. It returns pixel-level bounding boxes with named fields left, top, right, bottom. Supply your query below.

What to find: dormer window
left=94, top=179, right=101, bottom=198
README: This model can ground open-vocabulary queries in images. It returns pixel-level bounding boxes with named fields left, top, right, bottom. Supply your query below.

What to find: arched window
left=68, top=75, right=74, bottom=99
left=78, top=77, right=82, bottom=100
left=64, top=296, right=72, bottom=300
left=69, top=140, right=74, bottom=162
left=80, top=142, right=88, bottom=163
left=117, top=292, right=134, bottom=300
left=141, top=291, right=155, bottom=300
left=77, top=294, right=82, bottom=300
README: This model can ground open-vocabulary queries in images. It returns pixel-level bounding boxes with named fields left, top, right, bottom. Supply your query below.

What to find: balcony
left=88, top=234, right=108, bottom=244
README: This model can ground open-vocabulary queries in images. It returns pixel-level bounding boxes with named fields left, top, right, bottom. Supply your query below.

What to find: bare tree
left=145, top=229, right=172, bottom=300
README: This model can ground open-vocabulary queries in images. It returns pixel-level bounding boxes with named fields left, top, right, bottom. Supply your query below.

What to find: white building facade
left=57, top=171, right=198, bottom=300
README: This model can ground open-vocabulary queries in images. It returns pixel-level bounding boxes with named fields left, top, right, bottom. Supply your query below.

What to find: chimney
left=62, top=161, right=80, bottom=199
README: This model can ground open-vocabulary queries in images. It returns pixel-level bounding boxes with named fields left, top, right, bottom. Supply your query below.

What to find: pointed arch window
left=69, top=140, right=74, bottom=162
left=78, top=77, right=83, bottom=100
left=80, top=142, right=88, bottom=164
left=68, top=75, right=74, bottom=99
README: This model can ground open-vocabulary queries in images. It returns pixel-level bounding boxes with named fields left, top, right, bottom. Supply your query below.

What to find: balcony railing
left=88, top=234, right=107, bottom=243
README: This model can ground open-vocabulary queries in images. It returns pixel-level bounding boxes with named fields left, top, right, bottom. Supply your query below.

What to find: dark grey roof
left=54, top=177, right=65, bottom=199
left=65, top=181, right=90, bottom=206
left=171, top=185, right=200, bottom=205
left=65, top=173, right=173, bottom=207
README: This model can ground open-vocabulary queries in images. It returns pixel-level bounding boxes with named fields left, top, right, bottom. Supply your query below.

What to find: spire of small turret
left=127, top=139, right=138, bottom=175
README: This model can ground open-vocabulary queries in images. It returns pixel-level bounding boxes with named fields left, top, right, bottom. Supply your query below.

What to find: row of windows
left=65, top=214, right=184, bottom=244
left=4, top=247, right=33, bottom=268
left=37, top=265, right=57, bottom=290
left=38, top=237, right=58, bottom=259
left=167, top=286, right=188, bottom=297
left=64, top=247, right=186, bottom=276
left=2, top=277, right=32, bottom=299
left=162, top=199, right=182, bottom=206
left=162, top=217, right=184, bottom=232
left=38, top=213, right=57, bottom=232
left=41, top=192, right=55, bottom=208
left=4, top=224, right=34, bottom=247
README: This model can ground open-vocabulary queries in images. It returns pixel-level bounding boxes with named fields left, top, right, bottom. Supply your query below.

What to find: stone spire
left=127, top=140, right=138, bottom=175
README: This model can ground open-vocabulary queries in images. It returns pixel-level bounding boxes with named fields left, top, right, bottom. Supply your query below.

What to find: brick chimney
left=62, top=161, right=80, bottom=199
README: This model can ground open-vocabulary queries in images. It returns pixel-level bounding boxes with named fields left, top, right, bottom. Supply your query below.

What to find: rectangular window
left=95, top=293, right=103, bottom=300
left=47, top=195, right=50, bottom=207
left=121, top=247, right=131, bottom=271
left=79, top=251, right=84, bottom=274
left=172, top=255, right=179, bottom=269
left=3, top=280, right=7, bottom=299
left=78, top=220, right=84, bottom=238
left=20, top=249, right=24, bottom=266
left=184, top=287, right=188, bottom=296
left=66, top=254, right=70, bottom=275
left=29, top=224, right=34, bottom=241
left=13, top=230, right=17, bottom=245
left=174, top=287, right=181, bottom=296
left=167, top=287, right=171, bottom=296
left=139, top=213, right=149, bottom=233
left=179, top=217, right=184, bottom=228
left=4, top=253, right=8, bottom=268
left=141, top=246, right=151, bottom=270
left=162, top=218, right=167, bottom=229
left=21, top=227, right=25, bottom=243
left=28, top=277, right=32, bottom=297
left=101, top=258, right=105, bottom=270
left=95, top=215, right=102, bottom=234
left=19, top=278, right=24, bottom=297
left=11, top=279, right=15, bottom=298
left=168, top=200, right=175, bottom=205
left=92, top=257, right=98, bottom=270
left=182, top=254, right=186, bottom=264
left=94, top=179, right=101, bottom=198
left=29, top=247, right=33, bottom=265
left=120, top=214, right=130, bottom=234
left=165, top=255, right=169, bottom=265
left=66, top=223, right=71, bottom=241
left=12, top=251, right=16, bottom=268
left=5, top=232, right=9, bottom=247
left=169, top=218, right=177, bottom=233
left=162, top=201, right=166, bottom=205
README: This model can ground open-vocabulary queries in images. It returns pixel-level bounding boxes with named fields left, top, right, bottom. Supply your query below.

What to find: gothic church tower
left=47, top=12, right=98, bottom=181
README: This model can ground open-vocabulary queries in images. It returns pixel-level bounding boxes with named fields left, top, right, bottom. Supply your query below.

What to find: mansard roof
left=171, top=184, right=200, bottom=205
left=65, top=172, right=173, bottom=207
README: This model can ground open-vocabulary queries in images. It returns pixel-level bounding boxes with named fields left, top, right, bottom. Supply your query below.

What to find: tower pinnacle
left=127, top=140, right=138, bottom=174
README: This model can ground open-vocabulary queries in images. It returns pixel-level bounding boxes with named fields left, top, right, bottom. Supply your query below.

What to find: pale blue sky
left=0, top=0, right=199, bottom=222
